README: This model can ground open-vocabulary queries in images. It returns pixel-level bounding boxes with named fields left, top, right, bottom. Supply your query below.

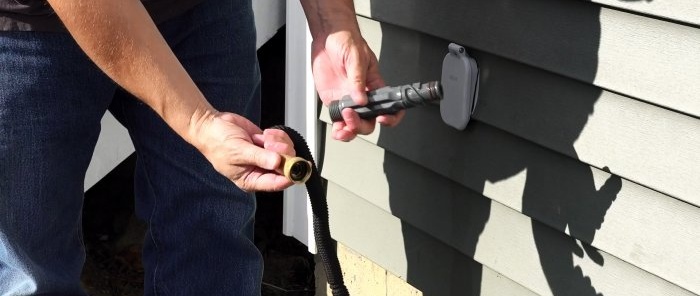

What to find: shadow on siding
left=369, top=0, right=622, bottom=294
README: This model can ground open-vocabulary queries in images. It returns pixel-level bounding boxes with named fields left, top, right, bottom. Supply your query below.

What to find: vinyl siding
left=319, top=1, right=700, bottom=295
left=326, top=182, right=540, bottom=296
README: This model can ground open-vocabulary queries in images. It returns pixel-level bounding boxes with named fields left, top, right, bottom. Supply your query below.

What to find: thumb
left=346, top=49, right=369, bottom=106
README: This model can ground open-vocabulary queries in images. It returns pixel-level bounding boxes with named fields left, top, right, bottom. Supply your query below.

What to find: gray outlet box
left=440, top=43, right=479, bottom=130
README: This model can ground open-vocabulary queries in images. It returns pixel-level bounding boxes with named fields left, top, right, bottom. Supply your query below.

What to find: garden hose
left=272, top=125, right=349, bottom=296
left=272, top=81, right=445, bottom=296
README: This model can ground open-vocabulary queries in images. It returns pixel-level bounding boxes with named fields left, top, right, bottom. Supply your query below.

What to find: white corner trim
left=253, top=0, right=286, bottom=49
left=283, top=0, right=318, bottom=253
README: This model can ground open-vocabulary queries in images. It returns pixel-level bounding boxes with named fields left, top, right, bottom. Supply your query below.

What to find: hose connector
left=280, top=154, right=312, bottom=183
left=329, top=81, right=443, bottom=122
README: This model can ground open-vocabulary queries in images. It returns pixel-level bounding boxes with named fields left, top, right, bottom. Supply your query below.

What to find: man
left=0, top=0, right=402, bottom=294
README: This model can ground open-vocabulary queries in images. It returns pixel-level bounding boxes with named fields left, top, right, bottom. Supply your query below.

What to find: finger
left=253, top=135, right=293, bottom=155
left=262, top=134, right=289, bottom=148
left=331, top=122, right=356, bottom=142
left=262, top=129, right=287, bottom=138
left=333, top=130, right=357, bottom=142
left=238, top=143, right=282, bottom=171
left=262, top=131, right=295, bottom=156
left=346, top=49, right=369, bottom=105
left=240, top=171, right=295, bottom=192
left=350, top=89, right=368, bottom=106
left=265, top=142, right=294, bottom=156
left=376, top=110, right=406, bottom=127
left=251, top=134, right=266, bottom=147
left=263, top=129, right=294, bottom=146
left=341, top=107, right=375, bottom=135
left=365, top=51, right=386, bottom=90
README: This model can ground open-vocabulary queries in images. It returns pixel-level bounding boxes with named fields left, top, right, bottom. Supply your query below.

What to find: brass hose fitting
left=280, top=154, right=312, bottom=183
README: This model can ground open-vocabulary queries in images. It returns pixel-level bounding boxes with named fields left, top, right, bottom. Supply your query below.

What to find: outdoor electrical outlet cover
left=440, top=43, right=479, bottom=130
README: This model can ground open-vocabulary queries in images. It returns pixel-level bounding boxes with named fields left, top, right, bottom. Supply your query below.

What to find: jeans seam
left=116, top=100, right=168, bottom=296
left=141, top=160, right=167, bottom=296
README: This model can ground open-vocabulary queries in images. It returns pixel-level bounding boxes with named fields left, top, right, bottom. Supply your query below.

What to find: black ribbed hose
left=271, top=125, right=349, bottom=296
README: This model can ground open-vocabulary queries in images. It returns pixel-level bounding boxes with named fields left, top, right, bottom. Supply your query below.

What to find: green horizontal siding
left=353, top=16, right=700, bottom=209
left=326, top=178, right=695, bottom=296
left=355, top=0, right=700, bottom=117
left=583, top=0, right=700, bottom=26
left=322, top=128, right=700, bottom=295
left=317, top=0, right=700, bottom=295
left=327, top=182, right=539, bottom=296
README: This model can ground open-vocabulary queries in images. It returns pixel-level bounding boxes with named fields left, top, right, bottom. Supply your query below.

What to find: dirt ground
left=81, top=216, right=145, bottom=296
left=80, top=210, right=315, bottom=296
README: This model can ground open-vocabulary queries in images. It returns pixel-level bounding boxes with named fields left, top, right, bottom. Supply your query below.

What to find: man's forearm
left=299, top=0, right=360, bottom=40
left=47, top=0, right=215, bottom=144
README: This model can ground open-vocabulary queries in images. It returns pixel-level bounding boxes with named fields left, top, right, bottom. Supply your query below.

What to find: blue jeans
left=0, top=0, right=263, bottom=294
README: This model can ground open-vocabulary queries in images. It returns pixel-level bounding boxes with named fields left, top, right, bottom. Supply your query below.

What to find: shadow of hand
left=574, top=266, right=605, bottom=296
left=591, top=167, right=622, bottom=230
left=569, top=167, right=622, bottom=266
left=571, top=238, right=605, bottom=265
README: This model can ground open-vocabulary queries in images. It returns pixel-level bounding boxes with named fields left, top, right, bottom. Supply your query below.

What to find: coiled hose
left=271, top=125, right=349, bottom=296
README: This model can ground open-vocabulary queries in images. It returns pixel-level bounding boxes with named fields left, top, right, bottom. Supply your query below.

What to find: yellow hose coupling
left=280, top=155, right=312, bottom=184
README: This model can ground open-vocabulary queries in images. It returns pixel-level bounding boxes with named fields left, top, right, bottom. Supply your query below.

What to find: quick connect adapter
left=328, top=81, right=443, bottom=122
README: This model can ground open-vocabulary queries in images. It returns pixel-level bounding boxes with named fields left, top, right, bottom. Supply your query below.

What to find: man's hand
left=302, top=0, right=404, bottom=141
left=191, top=112, right=295, bottom=192
left=48, top=0, right=297, bottom=191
